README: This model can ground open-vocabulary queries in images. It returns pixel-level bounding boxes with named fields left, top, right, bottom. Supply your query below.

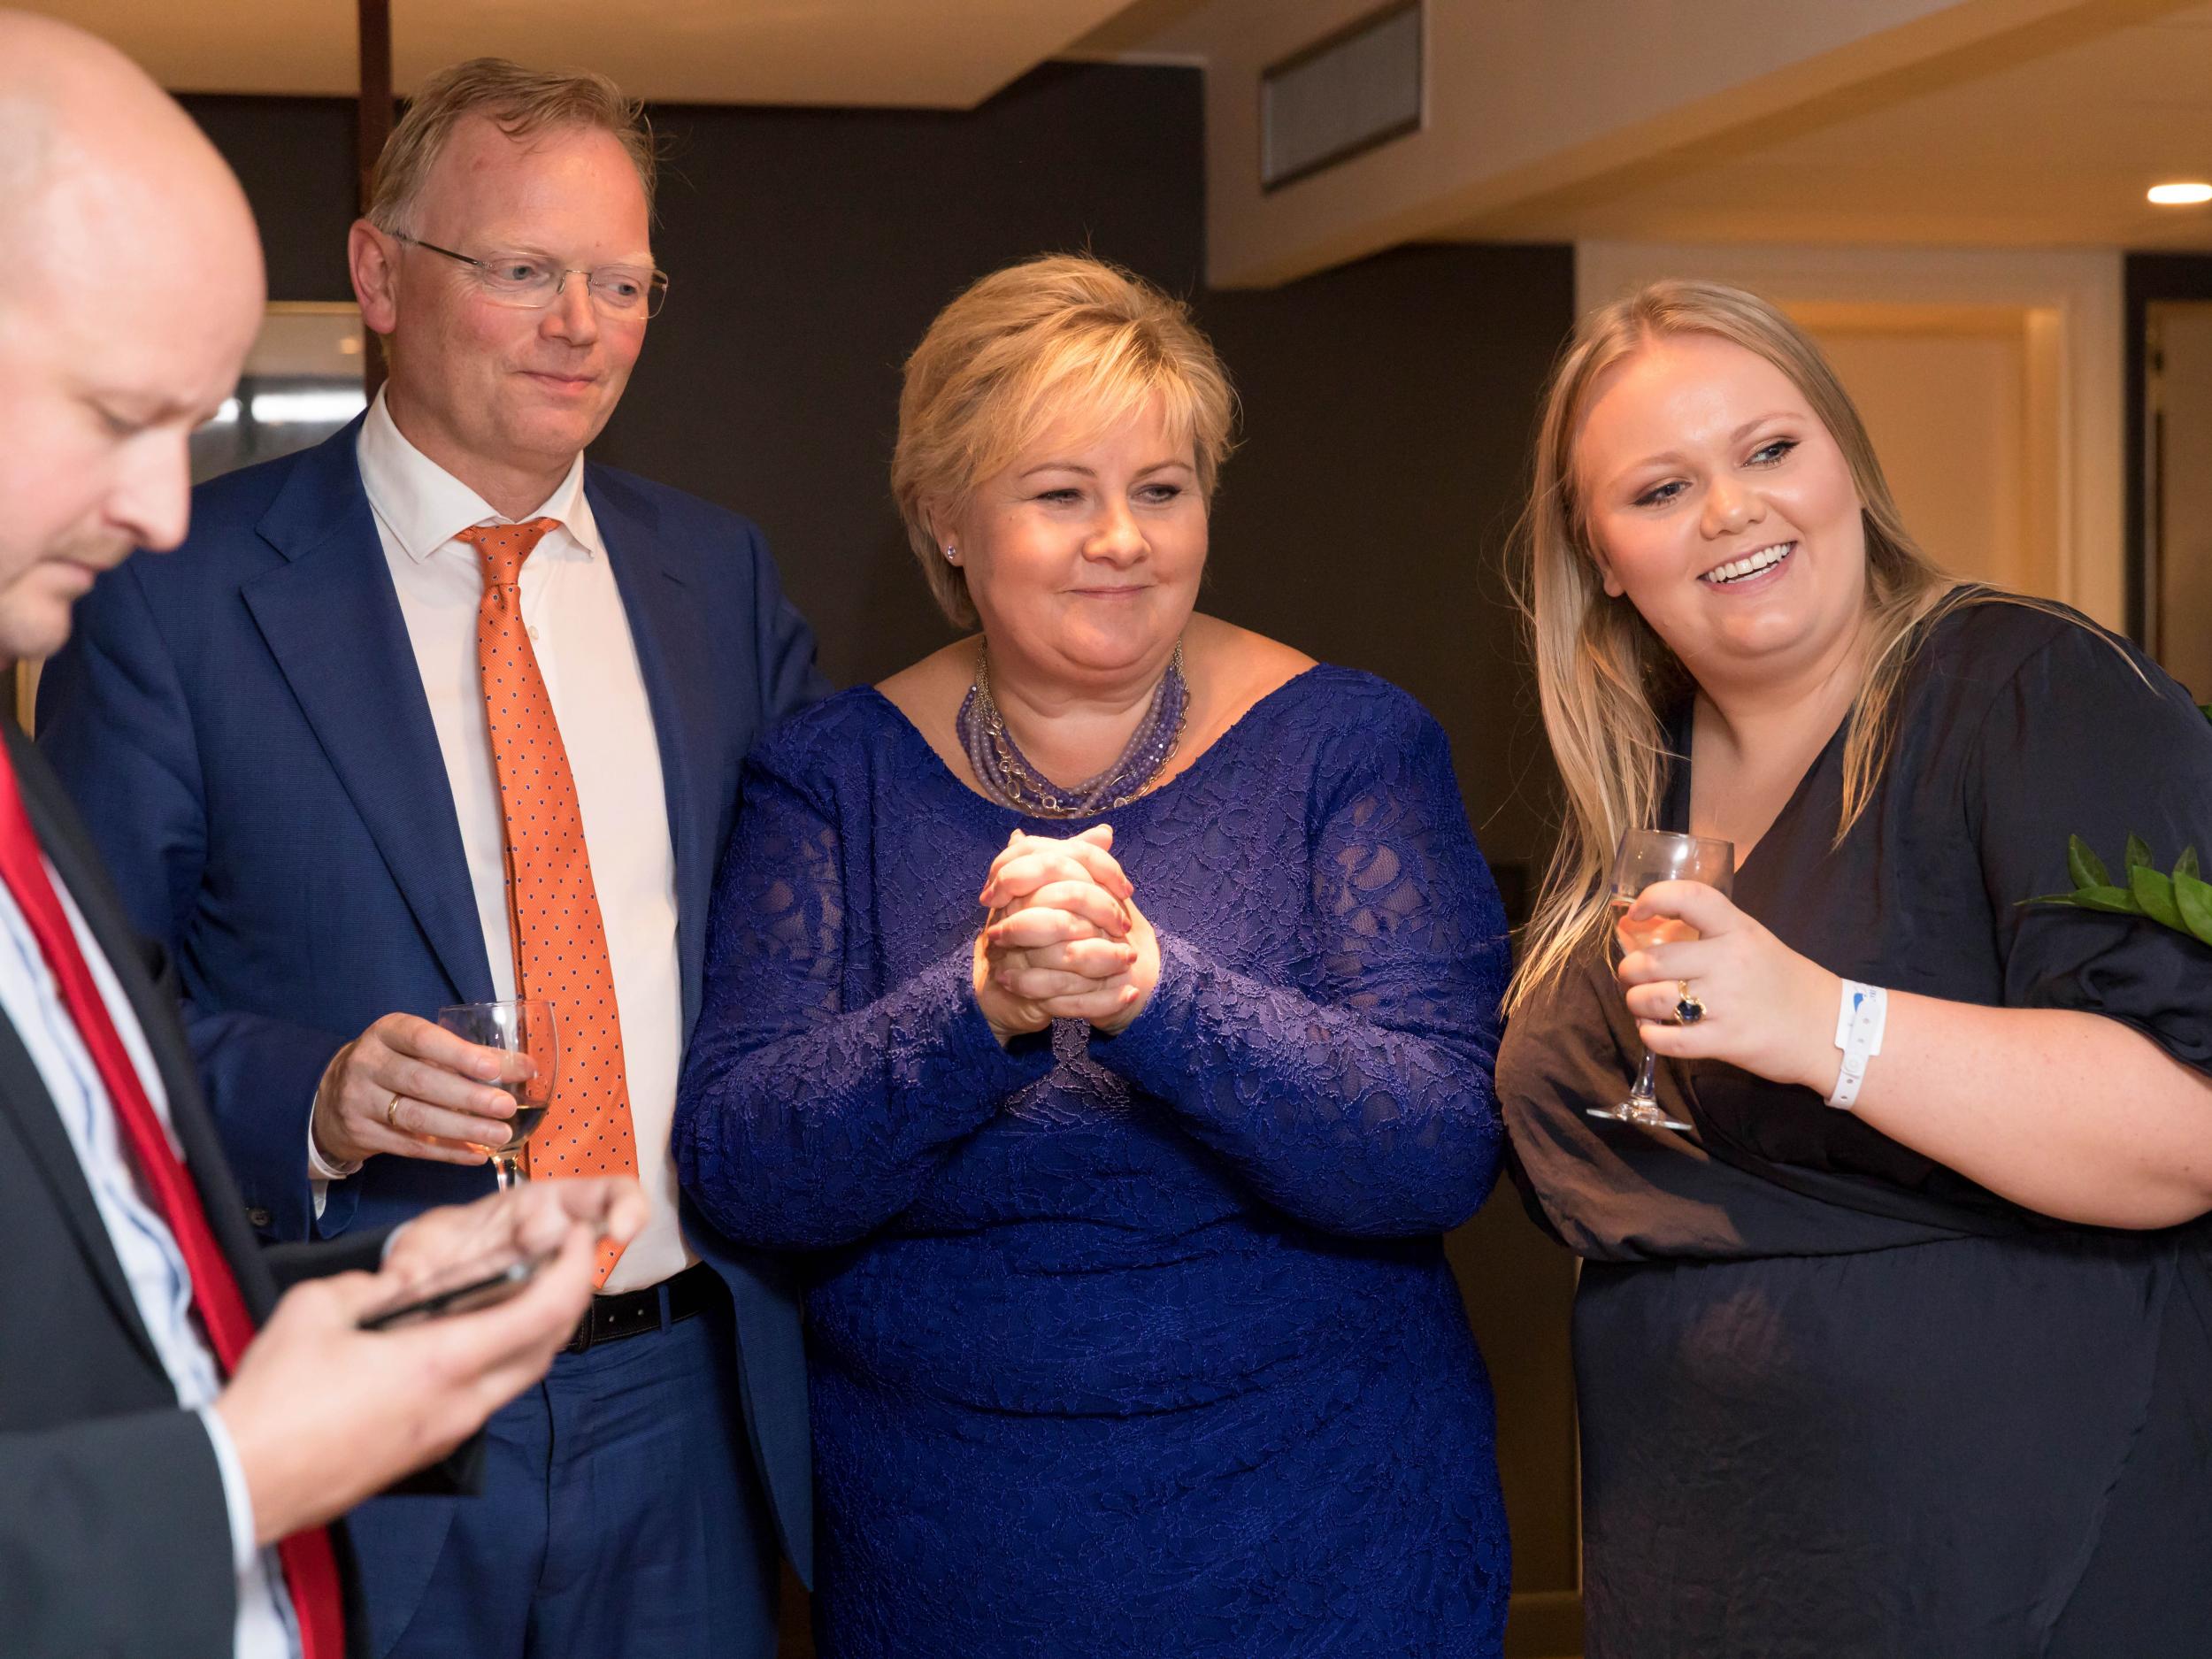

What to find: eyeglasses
left=393, top=233, right=670, bottom=320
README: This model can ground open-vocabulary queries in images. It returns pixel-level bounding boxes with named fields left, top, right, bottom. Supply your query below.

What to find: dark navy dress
left=1501, top=603, right=2212, bottom=1659
left=676, top=666, right=1512, bottom=1658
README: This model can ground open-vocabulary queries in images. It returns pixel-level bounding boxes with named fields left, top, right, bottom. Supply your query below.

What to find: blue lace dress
left=675, top=665, right=1512, bottom=1658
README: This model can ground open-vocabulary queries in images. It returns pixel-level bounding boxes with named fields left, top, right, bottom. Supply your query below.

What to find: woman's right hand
left=972, top=826, right=1138, bottom=1043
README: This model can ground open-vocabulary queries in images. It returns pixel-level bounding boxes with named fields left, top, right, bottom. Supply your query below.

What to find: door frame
left=2124, top=252, right=2212, bottom=655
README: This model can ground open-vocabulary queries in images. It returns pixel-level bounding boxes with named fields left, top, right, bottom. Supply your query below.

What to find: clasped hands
left=972, top=825, right=1160, bottom=1046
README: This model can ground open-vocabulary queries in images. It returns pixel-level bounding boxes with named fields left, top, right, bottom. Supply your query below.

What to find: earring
left=943, top=545, right=958, bottom=563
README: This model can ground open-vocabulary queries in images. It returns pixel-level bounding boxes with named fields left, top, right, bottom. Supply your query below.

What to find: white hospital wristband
left=1825, top=980, right=1887, bottom=1110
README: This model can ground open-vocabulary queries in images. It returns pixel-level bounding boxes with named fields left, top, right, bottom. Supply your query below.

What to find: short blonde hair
left=892, top=254, right=1237, bottom=626
left=367, top=58, right=656, bottom=234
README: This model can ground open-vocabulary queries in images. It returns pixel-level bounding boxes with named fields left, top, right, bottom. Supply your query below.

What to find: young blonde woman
left=676, top=256, right=1512, bottom=1656
left=1497, top=280, right=2212, bottom=1658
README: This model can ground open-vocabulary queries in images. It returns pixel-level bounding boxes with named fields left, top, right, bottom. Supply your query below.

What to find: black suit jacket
left=0, top=721, right=380, bottom=1657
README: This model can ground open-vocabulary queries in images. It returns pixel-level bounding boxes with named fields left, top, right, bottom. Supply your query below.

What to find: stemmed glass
left=437, top=999, right=559, bottom=1190
left=1588, top=828, right=1734, bottom=1133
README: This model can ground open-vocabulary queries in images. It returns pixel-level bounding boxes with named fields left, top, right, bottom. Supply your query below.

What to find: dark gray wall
left=185, top=96, right=362, bottom=302
left=1200, top=242, right=1570, bottom=880
left=181, top=66, right=1580, bottom=1651
left=609, top=65, right=1207, bottom=697
left=180, top=67, right=1563, bottom=875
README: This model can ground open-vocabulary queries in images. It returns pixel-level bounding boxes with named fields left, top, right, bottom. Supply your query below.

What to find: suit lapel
left=588, top=468, right=714, bottom=1034
left=10, top=728, right=286, bottom=1320
left=240, top=422, right=493, bottom=1006
left=0, top=1000, right=164, bottom=1366
left=0, top=725, right=214, bottom=1363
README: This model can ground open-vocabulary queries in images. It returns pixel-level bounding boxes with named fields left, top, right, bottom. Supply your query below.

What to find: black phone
left=357, top=1252, right=549, bottom=1331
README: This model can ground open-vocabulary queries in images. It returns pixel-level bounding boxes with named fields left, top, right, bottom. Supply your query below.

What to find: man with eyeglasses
left=38, top=56, right=822, bottom=1659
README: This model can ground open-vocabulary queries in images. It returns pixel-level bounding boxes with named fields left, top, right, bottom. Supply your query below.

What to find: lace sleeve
left=1092, top=710, right=1508, bottom=1235
left=673, top=756, right=1054, bottom=1248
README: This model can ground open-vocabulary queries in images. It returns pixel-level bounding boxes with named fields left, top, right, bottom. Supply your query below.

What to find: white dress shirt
left=350, top=392, right=691, bottom=1294
left=0, top=864, right=293, bottom=1658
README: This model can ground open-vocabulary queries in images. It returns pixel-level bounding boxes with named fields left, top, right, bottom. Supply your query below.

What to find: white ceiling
left=1079, top=0, right=2212, bottom=257
left=48, top=1, right=2212, bottom=258
left=1450, top=0, right=2212, bottom=250
left=33, top=0, right=1142, bottom=108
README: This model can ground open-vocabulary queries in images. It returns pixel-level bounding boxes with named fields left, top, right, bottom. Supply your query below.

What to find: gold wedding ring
left=1673, top=980, right=1708, bottom=1025
left=385, top=1092, right=404, bottom=1129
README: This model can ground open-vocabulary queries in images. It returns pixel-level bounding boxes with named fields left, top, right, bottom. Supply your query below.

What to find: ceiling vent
left=1261, top=1, right=1424, bottom=192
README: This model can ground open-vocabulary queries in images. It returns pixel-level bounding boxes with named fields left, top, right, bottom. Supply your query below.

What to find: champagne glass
left=436, top=999, right=558, bottom=1190
left=1588, top=828, right=1734, bottom=1133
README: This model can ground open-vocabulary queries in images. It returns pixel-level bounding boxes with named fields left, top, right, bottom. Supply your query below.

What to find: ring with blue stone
left=1673, top=980, right=1707, bottom=1025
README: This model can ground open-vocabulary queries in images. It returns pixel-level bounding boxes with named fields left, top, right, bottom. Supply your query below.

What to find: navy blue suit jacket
left=36, top=417, right=824, bottom=1583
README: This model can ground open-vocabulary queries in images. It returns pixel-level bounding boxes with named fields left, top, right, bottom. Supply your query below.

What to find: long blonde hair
left=1506, top=280, right=1972, bottom=1013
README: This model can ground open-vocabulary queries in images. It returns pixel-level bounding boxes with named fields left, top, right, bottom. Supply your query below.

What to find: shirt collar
left=357, top=388, right=600, bottom=564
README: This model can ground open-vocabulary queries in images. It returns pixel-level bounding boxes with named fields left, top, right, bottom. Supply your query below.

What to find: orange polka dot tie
left=463, top=518, right=635, bottom=1286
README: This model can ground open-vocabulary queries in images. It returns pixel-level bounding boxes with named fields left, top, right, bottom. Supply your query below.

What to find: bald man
left=35, top=45, right=828, bottom=1659
left=0, top=16, right=648, bottom=1659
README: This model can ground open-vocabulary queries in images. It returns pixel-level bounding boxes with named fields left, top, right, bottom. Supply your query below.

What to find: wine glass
left=436, top=999, right=558, bottom=1190
left=1588, top=828, right=1734, bottom=1133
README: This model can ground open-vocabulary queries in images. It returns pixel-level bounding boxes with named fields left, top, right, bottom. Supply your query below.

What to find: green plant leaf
left=2035, top=823, right=2212, bottom=949
left=2021, top=885, right=2142, bottom=915
left=2067, top=834, right=2110, bottom=890
left=2131, top=864, right=2185, bottom=931
left=2176, top=868, right=2212, bottom=948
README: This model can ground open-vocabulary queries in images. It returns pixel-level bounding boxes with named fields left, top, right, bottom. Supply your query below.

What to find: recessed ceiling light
left=2148, top=182, right=2212, bottom=205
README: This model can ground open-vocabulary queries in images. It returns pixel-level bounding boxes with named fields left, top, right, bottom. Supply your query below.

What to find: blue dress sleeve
left=674, top=741, right=1055, bottom=1248
left=1091, top=706, right=1509, bottom=1235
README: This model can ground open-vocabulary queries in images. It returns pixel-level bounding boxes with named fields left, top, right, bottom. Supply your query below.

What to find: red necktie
left=0, top=743, right=345, bottom=1659
left=463, top=518, right=638, bottom=1286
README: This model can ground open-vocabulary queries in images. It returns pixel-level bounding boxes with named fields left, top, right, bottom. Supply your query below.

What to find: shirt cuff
left=307, top=1102, right=361, bottom=1222
left=196, top=1404, right=259, bottom=1573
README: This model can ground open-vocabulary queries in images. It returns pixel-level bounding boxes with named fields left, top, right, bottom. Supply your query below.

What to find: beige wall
left=1811, top=322, right=2050, bottom=595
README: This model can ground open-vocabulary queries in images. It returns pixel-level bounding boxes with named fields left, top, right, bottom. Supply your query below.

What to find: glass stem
left=1628, top=1049, right=1659, bottom=1109
left=493, top=1153, right=519, bottom=1191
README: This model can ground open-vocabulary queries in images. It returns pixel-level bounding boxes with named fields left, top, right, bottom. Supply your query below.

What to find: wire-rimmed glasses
left=394, top=233, right=670, bottom=319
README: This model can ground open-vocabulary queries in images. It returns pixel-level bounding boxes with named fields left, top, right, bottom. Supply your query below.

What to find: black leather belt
left=564, top=1262, right=719, bottom=1355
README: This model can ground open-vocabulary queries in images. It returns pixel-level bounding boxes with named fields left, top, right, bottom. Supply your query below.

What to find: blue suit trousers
left=350, top=1288, right=780, bottom=1659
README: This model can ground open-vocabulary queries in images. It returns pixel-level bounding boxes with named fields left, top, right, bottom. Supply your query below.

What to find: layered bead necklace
left=957, top=640, right=1188, bottom=818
